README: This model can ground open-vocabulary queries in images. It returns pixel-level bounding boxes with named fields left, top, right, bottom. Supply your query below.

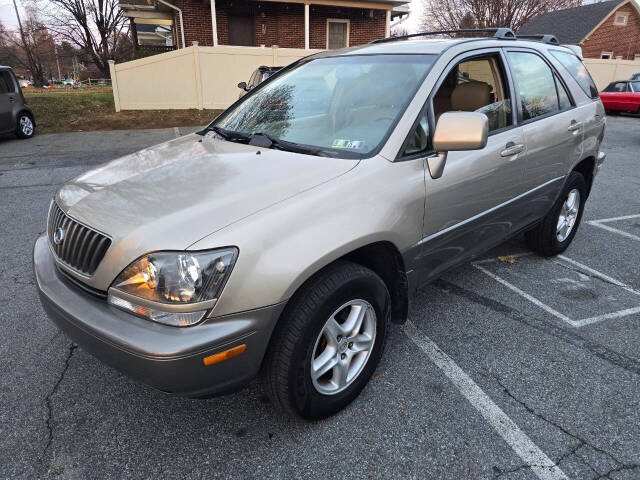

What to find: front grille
left=47, top=202, right=111, bottom=276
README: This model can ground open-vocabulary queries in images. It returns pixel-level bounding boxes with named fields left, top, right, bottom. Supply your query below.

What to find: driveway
left=1, top=119, right=639, bottom=479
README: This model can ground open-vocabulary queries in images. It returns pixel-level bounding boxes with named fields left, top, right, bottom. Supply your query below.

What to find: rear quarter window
left=550, top=50, right=599, bottom=99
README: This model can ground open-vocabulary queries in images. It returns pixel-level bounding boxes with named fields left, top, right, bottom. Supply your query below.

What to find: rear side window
left=550, top=50, right=599, bottom=99
left=507, top=51, right=559, bottom=121
left=0, top=72, right=10, bottom=94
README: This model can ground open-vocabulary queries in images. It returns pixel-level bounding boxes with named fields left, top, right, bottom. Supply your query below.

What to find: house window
left=601, top=51, right=613, bottom=59
left=327, top=19, right=349, bottom=49
left=614, top=12, right=629, bottom=25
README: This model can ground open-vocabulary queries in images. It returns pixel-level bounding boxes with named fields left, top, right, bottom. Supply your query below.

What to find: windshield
left=214, top=54, right=437, bottom=157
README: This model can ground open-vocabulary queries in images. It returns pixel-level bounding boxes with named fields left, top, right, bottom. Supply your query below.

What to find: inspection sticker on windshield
left=332, top=139, right=365, bottom=150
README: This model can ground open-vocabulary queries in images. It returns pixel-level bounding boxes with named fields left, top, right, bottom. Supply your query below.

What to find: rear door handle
left=8, top=96, right=14, bottom=103
left=568, top=121, right=582, bottom=132
left=500, top=142, right=525, bottom=157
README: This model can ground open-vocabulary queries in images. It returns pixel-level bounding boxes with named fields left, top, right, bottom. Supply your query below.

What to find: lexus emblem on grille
left=53, top=227, right=66, bottom=245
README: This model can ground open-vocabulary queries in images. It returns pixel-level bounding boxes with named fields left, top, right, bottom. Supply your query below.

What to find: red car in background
left=600, top=80, right=640, bottom=114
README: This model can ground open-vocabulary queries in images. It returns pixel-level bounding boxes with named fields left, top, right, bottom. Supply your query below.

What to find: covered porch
left=120, top=0, right=407, bottom=51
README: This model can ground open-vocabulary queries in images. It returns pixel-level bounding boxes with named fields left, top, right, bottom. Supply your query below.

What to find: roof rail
left=369, top=28, right=516, bottom=44
left=517, top=34, right=559, bottom=45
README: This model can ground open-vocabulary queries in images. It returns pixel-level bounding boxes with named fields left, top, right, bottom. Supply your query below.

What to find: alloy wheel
left=556, top=188, right=580, bottom=242
left=310, top=299, right=377, bottom=395
left=20, top=116, right=34, bottom=136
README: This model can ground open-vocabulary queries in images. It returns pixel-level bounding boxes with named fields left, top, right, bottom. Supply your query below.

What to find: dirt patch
left=23, top=87, right=222, bottom=134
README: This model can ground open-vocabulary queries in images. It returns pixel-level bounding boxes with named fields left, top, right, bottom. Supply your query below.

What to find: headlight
left=107, top=248, right=238, bottom=327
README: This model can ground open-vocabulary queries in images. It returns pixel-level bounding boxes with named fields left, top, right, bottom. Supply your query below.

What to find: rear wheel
left=261, top=261, right=390, bottom=419
left=16, top=112, right=35, bottom=139
left=525, top=171, right=586, bottom=256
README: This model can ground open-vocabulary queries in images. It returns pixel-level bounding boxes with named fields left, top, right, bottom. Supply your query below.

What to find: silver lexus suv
left=34, top=29, right=606, bottom=419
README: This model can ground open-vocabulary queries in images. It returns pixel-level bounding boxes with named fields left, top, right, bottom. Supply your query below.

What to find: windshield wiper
left=250, top=132, right=333, bottom=157
left=201, top=127, right=335, bottom=157
left=200, top=125, right=251, bottom=142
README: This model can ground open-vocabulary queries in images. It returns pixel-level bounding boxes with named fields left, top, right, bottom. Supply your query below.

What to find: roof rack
left=369, top=28, right=517, bottom=44
left=516, top=34, right=559, bottom=45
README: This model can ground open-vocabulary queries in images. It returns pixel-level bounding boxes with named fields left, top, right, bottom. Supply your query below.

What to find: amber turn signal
left=202, top=344, right=246, bottom=366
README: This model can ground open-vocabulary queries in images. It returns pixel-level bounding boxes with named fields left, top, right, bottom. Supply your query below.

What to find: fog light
left=108, top=295, right=206, bottom=327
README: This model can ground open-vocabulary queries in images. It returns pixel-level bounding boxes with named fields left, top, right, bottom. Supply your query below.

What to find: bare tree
left=1, top=4, right=53, bottom=85
left=423, top=0, right=583, bottom=32
left=42, top=0, right=129, bottom=78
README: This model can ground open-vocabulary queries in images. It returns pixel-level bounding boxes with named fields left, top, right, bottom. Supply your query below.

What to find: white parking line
left=404, top=321, right=569, bottom=480
left=473, top=263, right=573, bottom=324
left=472, top=255, right=640, bottom=328
left=587, top=214, right=640, bottom=242
left=556, top=255, right=640, bottom=297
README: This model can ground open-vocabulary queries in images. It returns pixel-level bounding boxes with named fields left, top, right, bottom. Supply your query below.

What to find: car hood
left=56, top=133, right=358, bottom=254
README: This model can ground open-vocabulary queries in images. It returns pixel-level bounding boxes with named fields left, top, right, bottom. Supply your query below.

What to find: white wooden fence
left=583, top=58, right=640, bottom=90
left=108, top=47, right=640, bottom=112
left=108, top=43, right=320, bottom=111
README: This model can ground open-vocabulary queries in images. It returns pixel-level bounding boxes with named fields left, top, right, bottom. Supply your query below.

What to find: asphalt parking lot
left=1, top=117, right=639, bottom=479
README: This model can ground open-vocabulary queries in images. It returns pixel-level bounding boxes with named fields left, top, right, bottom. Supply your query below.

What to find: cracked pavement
left=1, top=117, right=639, bottom=479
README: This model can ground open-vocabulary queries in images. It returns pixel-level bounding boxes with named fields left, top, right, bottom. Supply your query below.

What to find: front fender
left=192, top=155, right=426, bottom=317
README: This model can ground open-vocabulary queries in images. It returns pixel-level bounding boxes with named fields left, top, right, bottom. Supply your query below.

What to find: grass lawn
left=23, top=87, right=222, bottom=134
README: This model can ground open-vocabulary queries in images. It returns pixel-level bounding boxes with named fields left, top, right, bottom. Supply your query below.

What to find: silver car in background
left=34, top=28, right=606, bottom=419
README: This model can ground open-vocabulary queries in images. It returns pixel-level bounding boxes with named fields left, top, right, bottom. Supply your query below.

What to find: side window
left=402, top=110, right=430, bottom=156
left=550, top=50, right=599, bottom=99
left=432, top=54, right=513, bottom=132
left=555, top=74, right=573, bottom=110
left=631, top=81, right=640, bottom=93
left=614, top=82, right=628, bottom=92
left=248, top=70, right=260, bottom=89
left=508, top=51, right=560, bottom=121
left=0, top=72, right=10, bottom=94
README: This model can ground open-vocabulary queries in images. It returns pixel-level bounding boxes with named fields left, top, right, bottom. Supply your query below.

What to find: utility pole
left=12, top=0, right=44, bottom=85
left=54, top=44, right=62, bottom=81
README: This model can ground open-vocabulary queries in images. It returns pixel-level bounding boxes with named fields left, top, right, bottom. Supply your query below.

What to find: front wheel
left=261, top=261, right=390, bottom=420
left=525, top=171, right=586, bottom=256
left=16, top=112, right=35, bottom=139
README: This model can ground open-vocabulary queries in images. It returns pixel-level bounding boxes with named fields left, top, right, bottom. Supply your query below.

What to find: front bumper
left=33, top=235, right=285, bottom=397
left=595, top=150, right=606, bottom=175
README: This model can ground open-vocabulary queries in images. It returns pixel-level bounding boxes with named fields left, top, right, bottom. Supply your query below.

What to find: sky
left=0, top=0, right=21, bottom=29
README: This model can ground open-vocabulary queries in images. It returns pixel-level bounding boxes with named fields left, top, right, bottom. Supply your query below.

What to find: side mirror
left=428, top=112, right=489, bottom=179
left=237, top=81, right=248, bottom=91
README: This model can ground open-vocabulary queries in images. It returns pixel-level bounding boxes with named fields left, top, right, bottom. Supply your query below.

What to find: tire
left=261, top=260, right=391, bottom=420
left=15, top=112, right=35, bottom=139
left=525, top=171, right=587, bottom=257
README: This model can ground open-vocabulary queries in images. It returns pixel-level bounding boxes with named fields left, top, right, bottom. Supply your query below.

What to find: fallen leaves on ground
left=497, top=255, right=517, bottom=264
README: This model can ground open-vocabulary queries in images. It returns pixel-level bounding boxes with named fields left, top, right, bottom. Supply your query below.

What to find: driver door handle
left=500, top=142, right=525, bottom=157
left=8, top=96, right=14, bottom=103
left=568, top=121, right=582, bottom=132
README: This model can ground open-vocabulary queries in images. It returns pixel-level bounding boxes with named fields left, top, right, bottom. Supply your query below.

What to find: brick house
left=120, top=0, right=409, bottom=52
left=518, top=0, right=640, bottom=60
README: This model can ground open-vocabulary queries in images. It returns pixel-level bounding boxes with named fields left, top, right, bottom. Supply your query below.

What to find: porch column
left=304, top=3, right=310, bottom=49
left=385, top=10, right=390, bottom=37
left=211, top=0, right=219, bottom=46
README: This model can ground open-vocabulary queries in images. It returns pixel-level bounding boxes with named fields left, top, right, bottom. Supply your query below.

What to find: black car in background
left=237, top=66, right=282, bottom=98
left=0, top=66, right=35, bottom=139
